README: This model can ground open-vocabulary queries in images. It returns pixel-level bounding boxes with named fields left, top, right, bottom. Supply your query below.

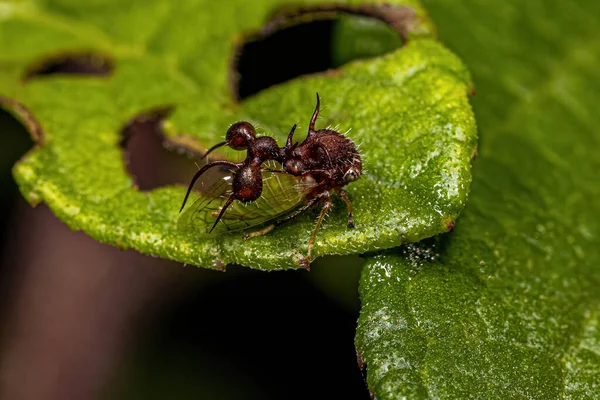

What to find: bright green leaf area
left=356, top=1, right=600, bottom=398
left=0, top=0, right=476, bottom=269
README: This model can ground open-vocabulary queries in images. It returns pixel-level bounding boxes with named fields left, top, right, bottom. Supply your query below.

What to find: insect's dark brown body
left=180, top=94, right=362, bottom=268
left=282, top=128, right=362, bottom=194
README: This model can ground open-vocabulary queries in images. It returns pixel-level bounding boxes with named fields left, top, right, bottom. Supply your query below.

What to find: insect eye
left=226, top=121, right=256, bottom=150
left=344, top=168, right=359, bottom=183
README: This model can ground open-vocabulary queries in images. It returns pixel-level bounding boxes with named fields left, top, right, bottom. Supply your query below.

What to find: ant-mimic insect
left=179, top=94, right=362, bottom=268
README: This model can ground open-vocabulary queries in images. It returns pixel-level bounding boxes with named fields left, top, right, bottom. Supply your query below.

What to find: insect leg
left=301, top=191, right=332, bottom=270
left=179, top=160, right=241, bottom=213
left=260, top=168, right=287, bottom=174
left=275, top=195, right=323, bottom=227
left=243, top=224, right=275, bottom=241
left=337, top=189, right=354, bottom=228
left=308, top=93, right=320, bottom=136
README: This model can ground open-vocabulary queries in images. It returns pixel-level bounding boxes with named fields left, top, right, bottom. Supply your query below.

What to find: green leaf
left=0, top=0, right=476, bottom=269
left=356, top=0, right=600, bottom=398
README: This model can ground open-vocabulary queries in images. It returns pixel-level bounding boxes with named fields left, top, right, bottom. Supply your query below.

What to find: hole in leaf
left=235, top=19, right=335, bottom=100
left=120, top=109, right=228, bottom=192
left=121, top=108, right=197, bottom=191
left=23, top=52, right=114, bottom=80
left=233, top=13, right=405, bottom=100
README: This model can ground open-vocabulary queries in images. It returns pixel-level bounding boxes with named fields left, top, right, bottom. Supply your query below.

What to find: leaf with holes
left=355, top=0, right=600, bottom=398
left=1, top=0, right=476, bottom=269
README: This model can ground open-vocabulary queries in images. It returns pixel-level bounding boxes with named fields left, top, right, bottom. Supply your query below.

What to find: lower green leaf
left=356, top=0, right=600, bottom=397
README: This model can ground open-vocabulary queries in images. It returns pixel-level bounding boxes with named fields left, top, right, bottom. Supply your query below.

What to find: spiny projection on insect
left=178, top=94, right=362, bottom=268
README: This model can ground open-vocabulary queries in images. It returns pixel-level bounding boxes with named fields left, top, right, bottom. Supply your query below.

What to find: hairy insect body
left=179, top=94, right=362, bottom=269
left=252, top=136, right=280, bottom=160
left=283, top=129, right=362, bottom=189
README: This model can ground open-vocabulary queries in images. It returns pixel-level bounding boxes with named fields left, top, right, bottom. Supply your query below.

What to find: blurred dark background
left=0, top=15, right=401, bottom=400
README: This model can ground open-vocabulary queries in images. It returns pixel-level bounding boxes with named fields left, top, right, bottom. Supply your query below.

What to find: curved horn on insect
left=286, top=124, right=297, bottom=147
left=201, top=141, right=227, bottom=160
left=308, top=92, right=320, bottom=136
left=179, top=160, right=241, bottom=213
